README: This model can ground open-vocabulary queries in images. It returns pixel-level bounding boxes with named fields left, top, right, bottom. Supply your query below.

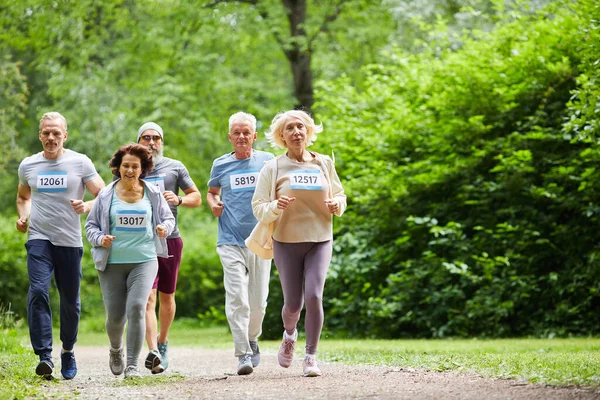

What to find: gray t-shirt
left=143, top=157, right=196, bottom=239
left=18, top=149, right=100, bottom=247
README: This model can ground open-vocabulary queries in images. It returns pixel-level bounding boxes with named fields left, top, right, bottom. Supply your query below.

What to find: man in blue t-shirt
left=207, top=112, right=274, bottom=376
left=16, top=112, right=105, bottom=380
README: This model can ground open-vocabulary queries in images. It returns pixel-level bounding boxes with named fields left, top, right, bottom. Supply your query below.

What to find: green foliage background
left=0, top=0, right=599, bottom=339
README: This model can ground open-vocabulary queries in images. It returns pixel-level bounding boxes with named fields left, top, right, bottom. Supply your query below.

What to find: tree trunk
left=282, top=0, right=313, bottom=111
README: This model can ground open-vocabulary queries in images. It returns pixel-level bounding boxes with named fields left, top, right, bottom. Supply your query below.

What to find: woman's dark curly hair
left=109, top=143, right=154, bottom=178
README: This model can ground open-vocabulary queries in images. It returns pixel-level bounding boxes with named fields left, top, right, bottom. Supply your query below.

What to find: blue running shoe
left=61, top=351, right=77, bottom=380
left=36, top=354, right=54, bottom=380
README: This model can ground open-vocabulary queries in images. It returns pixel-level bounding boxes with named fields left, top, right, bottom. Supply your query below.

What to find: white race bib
left=230, top=169, right=259, bottom=192
left=115, top=210, right=147, bottom=232
left=289, top=170, right=323, bottom=191
left=37, top=171, right=68, bottom=193
left=144, top=175, right=166, bottom=193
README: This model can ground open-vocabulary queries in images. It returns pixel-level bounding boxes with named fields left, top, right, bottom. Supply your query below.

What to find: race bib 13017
left=115, top=210, right=147, bottom=232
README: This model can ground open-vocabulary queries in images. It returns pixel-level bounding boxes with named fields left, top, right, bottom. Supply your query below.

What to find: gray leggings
left=98, top=260, right=158, bottom=367
left=272, top=240, right=332, bottom=355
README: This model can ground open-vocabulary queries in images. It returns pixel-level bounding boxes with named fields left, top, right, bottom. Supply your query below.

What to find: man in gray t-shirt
left=16, top=112, right=105, bottom=380
left=136, top=122, right=202, bottom=374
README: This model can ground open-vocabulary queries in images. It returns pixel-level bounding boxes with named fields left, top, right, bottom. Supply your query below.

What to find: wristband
left=178, top=196, right=183, bottom=206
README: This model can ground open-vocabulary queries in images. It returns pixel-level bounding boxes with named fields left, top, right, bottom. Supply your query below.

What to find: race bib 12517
left=289, top=170, right=323, bottom=191
left=37, top=171, right=68, bottom=193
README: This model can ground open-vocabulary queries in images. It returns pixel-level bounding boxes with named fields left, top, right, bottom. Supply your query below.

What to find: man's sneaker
left=35, top=355, right=54, bottom=380
left=60, top=351, right=77, bottom=380
left=156, top=336, right=169, bottom=372
left=124, top=365, right=142, bottom=379
left=277, top=330, right=297, bottom=368
left=302, top=355, right=322, bottom=377
left=144, top=350, right=162, bottom=373
left=237, top=354, right=253, bottom=375
left=249, top=340, right=260, bottom=367
left=109, top=347, right=124, bottom=376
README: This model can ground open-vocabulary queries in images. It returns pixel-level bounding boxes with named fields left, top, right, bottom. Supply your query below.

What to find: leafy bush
left=314, top=0, right=600, bottom=338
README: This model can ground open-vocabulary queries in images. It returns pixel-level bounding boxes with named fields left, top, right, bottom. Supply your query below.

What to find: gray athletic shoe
left=109, top=347, right=124, bottom=376
left=249, top=340, right=260, bottom=367
left=144, top=350, right=162, bottom=373
left=124, top=365, right=141, bottom=379
left=237, top=354, right=253, bottom=375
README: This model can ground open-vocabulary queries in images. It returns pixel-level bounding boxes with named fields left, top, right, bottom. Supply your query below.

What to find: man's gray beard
left=152, top=148, right=164, bottom=164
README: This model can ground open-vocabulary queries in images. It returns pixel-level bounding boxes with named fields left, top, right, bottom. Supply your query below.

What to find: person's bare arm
left=16, top=184, right=32, bottom=233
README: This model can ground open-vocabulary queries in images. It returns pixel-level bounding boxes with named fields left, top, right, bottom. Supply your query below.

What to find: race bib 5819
left=230, top=169, right=259, bottom=192
left=37, top=171, right=68, bottom=193
left=289, top=170, right=323, bottom=191
left=115, top=210, right=147, bottom=232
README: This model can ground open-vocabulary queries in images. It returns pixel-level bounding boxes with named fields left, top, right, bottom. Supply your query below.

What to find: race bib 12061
left=144, top=175, right=166, bottom=193
left=115, top=210, right=147, bottom=232
left=289, top=170, right=323, bottom=191
left=230, top=169, right=259, bottom=192
left=37, top=171, right=68, bottom=193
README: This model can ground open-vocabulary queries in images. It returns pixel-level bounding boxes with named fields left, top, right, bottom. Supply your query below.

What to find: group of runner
left=16, top=109, right=346, bottom=380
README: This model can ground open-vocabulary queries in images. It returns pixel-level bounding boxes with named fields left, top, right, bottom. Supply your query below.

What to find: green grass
left=0, top=304, right=43, bottom=400
left=114, top=372, right=186, bottom=387
left=316, top=338, right=600, bottom=387
left=4, top=320, right=600, bottom=396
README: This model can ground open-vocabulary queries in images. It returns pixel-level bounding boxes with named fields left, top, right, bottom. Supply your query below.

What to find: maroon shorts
left=152, top=237, right=183, bottom=294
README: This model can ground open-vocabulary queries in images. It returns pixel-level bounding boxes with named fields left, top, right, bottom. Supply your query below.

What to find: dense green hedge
left=301, top=0, right=600, bottom=338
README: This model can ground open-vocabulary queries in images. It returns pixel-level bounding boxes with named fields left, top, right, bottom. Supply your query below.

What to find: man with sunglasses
left=136, top=122, right=202, bottom=374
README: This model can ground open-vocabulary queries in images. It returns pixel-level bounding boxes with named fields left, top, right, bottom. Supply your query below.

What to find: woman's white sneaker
left=277, top=330, right=297, bottom=368
left=302, top=355, right=322, bottom=377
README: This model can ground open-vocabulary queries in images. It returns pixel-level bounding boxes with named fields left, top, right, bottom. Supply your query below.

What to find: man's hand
left=211, top=201, right=224, bottom=217
left=16, top=216, right=28, bottom=233
left=163, top=190, right=180, bottom=206
left=70, top=199, right=86, bottom=214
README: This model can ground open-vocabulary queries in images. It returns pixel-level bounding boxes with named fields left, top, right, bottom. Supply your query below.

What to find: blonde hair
left=39, top=112, right=67, bottom=131
left=265, top=110, right=323, bottom=149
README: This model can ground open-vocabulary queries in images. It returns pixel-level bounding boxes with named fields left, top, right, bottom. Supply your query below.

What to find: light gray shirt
left=18, top=149, right=99, bottom=247
left=143, top=157, right=195, bottom=239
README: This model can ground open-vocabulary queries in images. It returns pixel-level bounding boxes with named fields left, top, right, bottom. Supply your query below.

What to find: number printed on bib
left=230, top=169, right=259, bottom=192
left=144, top=175, right=165, bottom=193
left=115, top=210, right=147, bottom=232
left=289, top=170, right=323, bottom=191
left=37, top=171, right=68, bottom=193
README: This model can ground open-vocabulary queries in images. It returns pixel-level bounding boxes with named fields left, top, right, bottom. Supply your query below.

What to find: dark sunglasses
left=141, top=135, right=162, bottom=142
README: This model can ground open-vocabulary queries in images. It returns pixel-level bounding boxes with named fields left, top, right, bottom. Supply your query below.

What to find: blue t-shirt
left=107, top=190, right=156, bottom=264
left=207, top=150, right=274, bottom=246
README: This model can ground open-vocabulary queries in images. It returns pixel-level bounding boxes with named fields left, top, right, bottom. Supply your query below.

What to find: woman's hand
left=101, top=235, right=116, bottom=248
left=156, top=224, right=167, bottom=238
left=325, top=199, right=339, bottom=214
left=277, top=195, right=296, bottom=210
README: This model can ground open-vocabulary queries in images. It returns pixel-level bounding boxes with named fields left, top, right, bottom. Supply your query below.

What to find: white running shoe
left=302, top=355, right=322, bottom=377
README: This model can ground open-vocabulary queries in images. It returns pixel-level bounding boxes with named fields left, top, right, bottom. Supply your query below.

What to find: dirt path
left=38, top=346, right=599, bottom=400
